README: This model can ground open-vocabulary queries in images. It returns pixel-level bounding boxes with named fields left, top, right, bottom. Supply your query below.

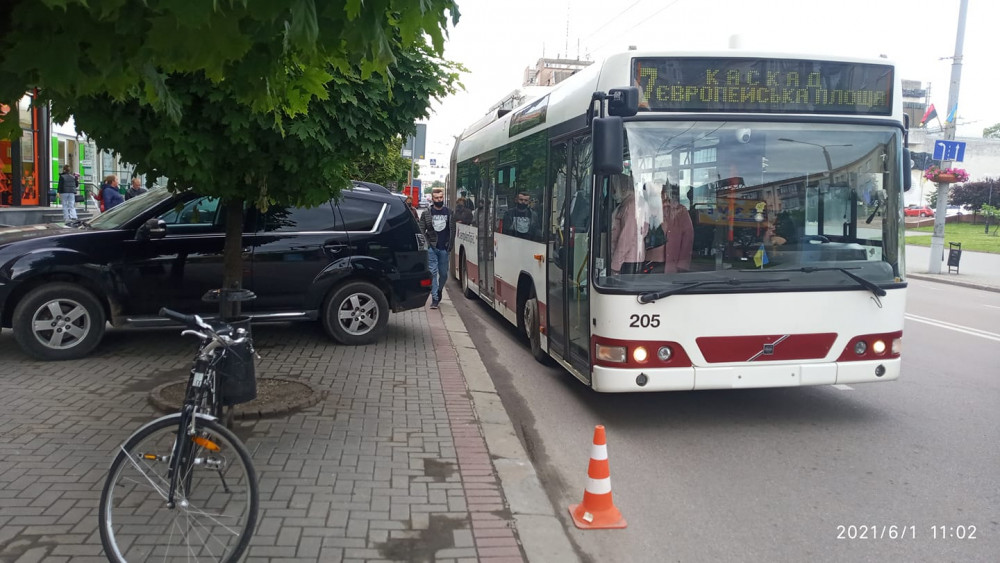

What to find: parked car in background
left=0, top=181, right=431, bottom=360
left=904, top=205, right=934, bottom=217
left=946, top=205, right=966, bottom=217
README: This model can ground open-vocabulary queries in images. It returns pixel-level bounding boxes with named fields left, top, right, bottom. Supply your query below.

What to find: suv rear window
left=338, top=197, right=385, bottom=232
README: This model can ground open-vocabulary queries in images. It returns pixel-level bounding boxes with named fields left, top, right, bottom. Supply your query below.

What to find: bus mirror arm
left=902, top=148, right=912, bottom=192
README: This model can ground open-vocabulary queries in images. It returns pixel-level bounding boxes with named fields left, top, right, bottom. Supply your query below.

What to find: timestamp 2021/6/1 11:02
left=836, top=525, right=978, bottom=540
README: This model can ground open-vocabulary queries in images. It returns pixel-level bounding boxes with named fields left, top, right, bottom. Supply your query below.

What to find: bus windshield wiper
left=750, top=266, right=887, bottom=302
left=638, top=277, right=790, bottom=304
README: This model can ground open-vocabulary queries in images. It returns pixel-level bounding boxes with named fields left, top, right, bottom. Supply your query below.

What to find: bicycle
left=99, top=308, right=260, bottom=562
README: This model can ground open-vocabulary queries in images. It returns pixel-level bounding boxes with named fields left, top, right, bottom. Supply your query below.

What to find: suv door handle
left=324, top=243, right=348, bottom=252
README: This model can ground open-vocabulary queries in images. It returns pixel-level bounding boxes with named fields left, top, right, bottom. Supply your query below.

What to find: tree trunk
left=220, top=200, right=245, bottom=320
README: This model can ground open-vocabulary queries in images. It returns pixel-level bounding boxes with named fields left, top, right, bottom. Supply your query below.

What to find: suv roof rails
left=351, top=180, right=391, bottom=194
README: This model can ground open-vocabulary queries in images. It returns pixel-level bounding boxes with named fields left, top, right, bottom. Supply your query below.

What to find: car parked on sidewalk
left=904, top=205, right=934, bottom=217
left=0, top=181, right=431, bottom=360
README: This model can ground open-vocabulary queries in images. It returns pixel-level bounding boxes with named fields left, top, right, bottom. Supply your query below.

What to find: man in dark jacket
left=57, top=165, right=79, bottom=222
left=125, top=177, right=148, bottom=200
left=418, top=188, right=453, bottom=309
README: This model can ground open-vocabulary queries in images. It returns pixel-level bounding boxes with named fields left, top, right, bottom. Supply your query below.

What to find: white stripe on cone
left=590, top=444, right=608, bottom=460
left=586, top=476, right=612, bottom=495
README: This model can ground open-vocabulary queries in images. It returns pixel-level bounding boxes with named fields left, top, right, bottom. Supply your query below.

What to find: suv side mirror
left=137, top=218, right=167, bottom=241
left=592, top=116, right=624, bottom=175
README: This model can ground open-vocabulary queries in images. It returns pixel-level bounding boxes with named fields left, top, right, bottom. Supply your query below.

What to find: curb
left=437, top=290, right=579, bottom=563
left=906, top=272, right=1000, bottom=294
left=148, top=376, right=326, bottom=419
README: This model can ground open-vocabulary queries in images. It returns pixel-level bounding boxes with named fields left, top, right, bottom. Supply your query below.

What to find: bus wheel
left=460, top=255, right=476, bottom=299
left=524, top=297, right=546, bottom=363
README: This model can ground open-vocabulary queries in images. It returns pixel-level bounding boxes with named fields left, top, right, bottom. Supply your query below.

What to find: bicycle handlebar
left=158, top=307, right=204, bottom=329
left=159, top=307, right=249, bottom=349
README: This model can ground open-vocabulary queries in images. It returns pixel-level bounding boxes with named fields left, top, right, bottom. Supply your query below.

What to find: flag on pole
left=920, top=104, right=938, bottom=127
left=946, top=104, right=958, bottom=123
left=753, top=244, right=769, bottom=268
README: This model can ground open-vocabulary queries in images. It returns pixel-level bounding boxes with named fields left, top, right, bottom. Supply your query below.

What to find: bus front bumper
left=590, top=358, right=901, bottom=392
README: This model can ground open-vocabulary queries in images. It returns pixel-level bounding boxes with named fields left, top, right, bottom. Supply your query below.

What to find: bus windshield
left=593, top=121, right=905, bottom=293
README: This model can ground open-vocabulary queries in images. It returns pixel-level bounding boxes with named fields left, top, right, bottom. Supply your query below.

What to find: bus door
left=546, top=136, right=592, bottom=376
left=477, top=160, right=497, bottom=302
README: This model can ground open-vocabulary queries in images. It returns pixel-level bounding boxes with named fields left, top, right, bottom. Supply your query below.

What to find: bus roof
left=455, top=50, right=901, bottom=163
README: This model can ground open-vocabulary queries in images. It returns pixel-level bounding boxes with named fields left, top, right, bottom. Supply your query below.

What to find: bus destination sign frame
left=632, top=57, right=893, bottom=116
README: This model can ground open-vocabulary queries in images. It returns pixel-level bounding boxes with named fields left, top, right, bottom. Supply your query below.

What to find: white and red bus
left=448, top=51, right=911, bottom=392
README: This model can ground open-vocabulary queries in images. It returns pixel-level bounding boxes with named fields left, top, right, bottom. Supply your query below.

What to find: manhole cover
left=149, top=377, right=325, bottom=419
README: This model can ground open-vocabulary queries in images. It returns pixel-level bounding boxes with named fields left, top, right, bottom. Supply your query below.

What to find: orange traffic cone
left=568, top=425, right=627, bottom=529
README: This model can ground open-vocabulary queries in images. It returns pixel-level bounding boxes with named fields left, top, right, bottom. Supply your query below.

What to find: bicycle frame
left=165, top=332, right=228, bottom=508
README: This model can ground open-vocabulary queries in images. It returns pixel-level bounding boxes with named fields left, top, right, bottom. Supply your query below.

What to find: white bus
left=448, top=51, right=911, bottom=392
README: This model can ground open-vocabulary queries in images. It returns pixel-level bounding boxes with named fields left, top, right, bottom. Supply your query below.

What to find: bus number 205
left=629, top=314, right=661, bottom=328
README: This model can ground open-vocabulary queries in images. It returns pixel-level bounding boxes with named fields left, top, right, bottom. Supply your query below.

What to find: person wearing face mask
left=418, top=188, right=453, bottom=309
left=501, top=190, right=539, bottom=240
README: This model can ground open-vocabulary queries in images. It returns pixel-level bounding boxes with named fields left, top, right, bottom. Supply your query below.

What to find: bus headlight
left=633, top=346, right=648, bottom=363
left=596, top=343, right=627, bottom=363
left=854, top=341, right=867, bottom=355
left=657, top=346, right=673, bottom=361
left=872, top=339, right=887, bottom=355
left=891, top=337, right=902, bottom=355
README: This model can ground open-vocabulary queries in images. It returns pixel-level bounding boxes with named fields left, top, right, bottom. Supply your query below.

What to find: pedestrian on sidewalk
left=405, top=195, right=419, bottom=221
left=101, top=175, right=125, bottom=211
left=419, top=187, right=453, bottom=309
left=57, top=165, right=79, bottom=223
left=125, top=177, right=148, bottom=200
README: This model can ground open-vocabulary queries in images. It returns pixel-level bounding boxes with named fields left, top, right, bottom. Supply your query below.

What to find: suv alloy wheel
left=12, top=282, right=106, bottom=361
left=322, top=281, right=389, bottom=345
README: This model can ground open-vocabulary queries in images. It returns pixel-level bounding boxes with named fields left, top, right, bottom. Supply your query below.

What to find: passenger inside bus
left=610, top=175, right=649, bottom=274
left=454, top=197, right=474, bottom=225
left=646, top=183, right=694, bottom=273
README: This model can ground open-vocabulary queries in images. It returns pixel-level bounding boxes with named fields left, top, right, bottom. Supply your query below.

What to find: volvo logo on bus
left=749, top=335, right=790, bottom=361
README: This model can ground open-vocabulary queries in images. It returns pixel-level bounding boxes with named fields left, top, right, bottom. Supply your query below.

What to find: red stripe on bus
left=696, top=333, right=837, bottom=363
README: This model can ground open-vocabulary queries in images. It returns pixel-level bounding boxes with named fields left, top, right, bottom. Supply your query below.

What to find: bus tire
left=459, top=255, right=476, bottom=300
left=524, top=296, right=546, bottom=363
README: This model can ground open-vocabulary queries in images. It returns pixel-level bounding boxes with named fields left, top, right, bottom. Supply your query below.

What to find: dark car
left=0, top=182, right=431, bottom=360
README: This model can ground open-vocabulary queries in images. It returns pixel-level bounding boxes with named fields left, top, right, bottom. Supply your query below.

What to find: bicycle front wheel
left=99, top=415, right=258, bottom=562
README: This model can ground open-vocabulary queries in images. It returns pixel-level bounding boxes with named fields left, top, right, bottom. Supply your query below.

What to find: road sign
left=932, top=140, right=966, bottom=162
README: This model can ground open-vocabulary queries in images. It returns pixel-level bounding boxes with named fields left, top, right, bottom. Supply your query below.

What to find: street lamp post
left=929, top=0, right=968, bottom=274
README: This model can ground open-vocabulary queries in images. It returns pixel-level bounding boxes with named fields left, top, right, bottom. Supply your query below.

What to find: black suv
left=0, top=182, right=431, bottom=360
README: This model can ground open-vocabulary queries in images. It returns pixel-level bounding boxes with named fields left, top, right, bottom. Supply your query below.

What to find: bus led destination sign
left=632, top=58, right=893, bottom=115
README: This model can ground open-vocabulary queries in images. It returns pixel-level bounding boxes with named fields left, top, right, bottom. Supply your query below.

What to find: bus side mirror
left=607, top=87, right=640, bottom=117
left=902, top=148, right=912, bottom=192
left=592, top=116, right=624, bottom=175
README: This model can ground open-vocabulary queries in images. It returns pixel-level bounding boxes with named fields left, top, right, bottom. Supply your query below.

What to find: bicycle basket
left=216, top=334, right=257, bottom=406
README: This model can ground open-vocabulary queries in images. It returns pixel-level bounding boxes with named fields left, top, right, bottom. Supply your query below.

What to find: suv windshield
left=88, top=188, right=175, bottom=230
left=593, top=121, right=905, bottom=293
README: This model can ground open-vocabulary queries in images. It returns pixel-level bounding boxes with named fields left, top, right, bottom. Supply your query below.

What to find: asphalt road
left=451, top=278, right=1000, bottom=563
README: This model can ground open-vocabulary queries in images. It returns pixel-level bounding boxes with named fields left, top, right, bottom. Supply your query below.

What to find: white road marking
left=905, top=313, right=1000, bottom=342
left=833, top=384, right=854, bottom=391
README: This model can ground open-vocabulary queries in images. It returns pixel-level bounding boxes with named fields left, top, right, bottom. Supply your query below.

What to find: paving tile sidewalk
left=905, top=243, right=1000, bottom=293
left=0, top=304, right=527, bottom=562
